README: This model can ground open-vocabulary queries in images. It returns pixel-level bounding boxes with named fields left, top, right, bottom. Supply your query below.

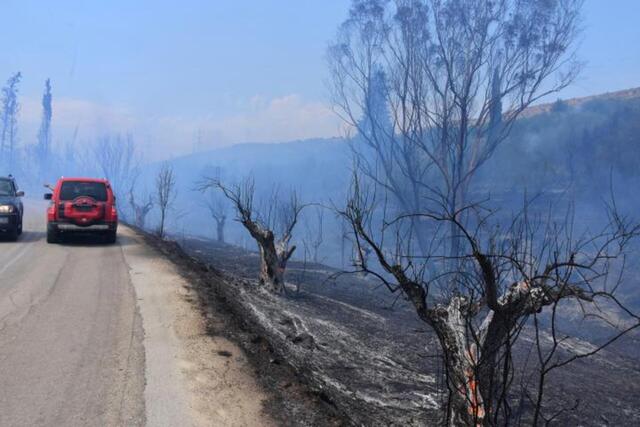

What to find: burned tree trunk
left=203, top=189, right=228, bottom=243
left=216, top=217, right=225, bottom=243
left=340, top=175, right=640, bottom=425
left=128, top=190, right=153, bottom=230
left=380, top=269, right=485, bottom=425
left=199, top=177, right=302, bottom=294
left=241, top=216, right=296, bottom=293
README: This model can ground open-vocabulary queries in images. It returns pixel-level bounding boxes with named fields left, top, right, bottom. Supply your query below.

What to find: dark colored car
left=44, top=177, right=118, bottom=244
left=0, top=175, right=24, bottom=241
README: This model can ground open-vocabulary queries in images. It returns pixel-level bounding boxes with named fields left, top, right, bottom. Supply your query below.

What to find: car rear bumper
left=49, top=221, right=117, bottom=232
left=0, top=213, right=18, bottom=231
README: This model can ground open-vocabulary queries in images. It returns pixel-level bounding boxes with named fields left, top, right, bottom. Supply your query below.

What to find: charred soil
left=139, top=230, right=640, bottom=426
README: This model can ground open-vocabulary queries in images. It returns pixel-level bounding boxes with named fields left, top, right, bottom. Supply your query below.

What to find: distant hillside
left=479, top=86, right=640, bottom=206
left=155, top=87, right=640, bottom=199
left=149, top=137, right=351, bottom=200
left=519, top=86, right=640, bottom=117
left=138, top=137, right=351, bottom=245
left=141, top=88, right=640, bottom=263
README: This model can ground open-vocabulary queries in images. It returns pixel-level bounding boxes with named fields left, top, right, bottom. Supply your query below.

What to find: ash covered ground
left=164, top=233, right=640, bottom=426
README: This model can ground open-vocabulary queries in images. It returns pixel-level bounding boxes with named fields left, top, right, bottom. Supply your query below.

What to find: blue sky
left=0, top=0, right=638, bottom=159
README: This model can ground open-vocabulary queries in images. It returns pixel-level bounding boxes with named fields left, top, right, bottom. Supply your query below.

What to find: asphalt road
left=0, top=201, right=274, bottom=427
left=0, top=202, right=146, bottom=426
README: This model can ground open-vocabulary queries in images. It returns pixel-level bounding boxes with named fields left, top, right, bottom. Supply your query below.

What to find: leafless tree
left=339, top=175, right=640, bottom=425
left=128, top=187, right=154, bottom=230
left=339, top=216, right=351, bottom=268
left=293, top=240, right=311, bottom=295
left=328, top=0, right=583, bottom=258
left=303, top=206, right=325, bottom=263
left=202, top=189, right=228, bottom=243
left=155, top=162, right=176, bottom=239
left=36, top=78, right=52, bottom=180
left=0, top=72, right=21, bottom=172
left=92, top=134, right=140, bottom=218
left=199, top=177, right=305, bottom=294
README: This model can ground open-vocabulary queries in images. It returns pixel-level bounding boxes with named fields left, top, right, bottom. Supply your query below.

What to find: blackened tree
left=0, top=72, right=22, bottom=171
left=329, top=0, right=583, bottom=258
left=36, top=79, right=53, bottom=180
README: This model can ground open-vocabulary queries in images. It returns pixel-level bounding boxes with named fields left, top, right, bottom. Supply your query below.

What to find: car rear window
left=60, top=181, right=108, bottom=201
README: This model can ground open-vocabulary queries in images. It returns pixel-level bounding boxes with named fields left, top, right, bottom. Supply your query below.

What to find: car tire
left=17, top=218, right=22, bottom=235
left=46, top=226, right=59, bottom=244
left=105, top=230, right=117, bottom=244
left=7, top=226, right=18, bottom=242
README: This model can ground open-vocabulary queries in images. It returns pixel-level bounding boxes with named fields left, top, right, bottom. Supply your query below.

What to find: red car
left=44, top=177, right=118, bottom=243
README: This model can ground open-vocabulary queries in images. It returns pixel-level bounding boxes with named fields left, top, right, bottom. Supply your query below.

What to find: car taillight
left=111, top=206, right=118, bottom=218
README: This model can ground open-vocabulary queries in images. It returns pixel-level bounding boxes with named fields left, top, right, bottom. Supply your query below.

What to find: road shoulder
left=120, top=226, right=275, bottom=427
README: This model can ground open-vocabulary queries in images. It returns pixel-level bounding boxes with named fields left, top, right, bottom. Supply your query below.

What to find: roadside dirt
left=134, top=229, right=347, bottom=427
left=121, top=227, right=277, bottom=426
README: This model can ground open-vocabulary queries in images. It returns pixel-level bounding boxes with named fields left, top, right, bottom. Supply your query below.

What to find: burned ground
left=146, top=231, right=640, bottom=426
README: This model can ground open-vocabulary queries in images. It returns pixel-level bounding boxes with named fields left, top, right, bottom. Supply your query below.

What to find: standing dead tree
left=36, top=78, right=53, bottom=180
left=128, top=188, right=154, bottom=230
left=202, top=189, right=228, bottom=243
left=338, top=216, right=353, bottom=269
left=92, top=134, right=140, bottom=218
left=339, top=176, right=640, bottom=425
left=303, top=206, right=325, bottom=264
left=199, top=177, right=304, bottom=294
left=328, top=0, right=583, bottom=257
left=0, top=72, right=22, bottom=171
left=155, top=162, right=176, bottom=239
